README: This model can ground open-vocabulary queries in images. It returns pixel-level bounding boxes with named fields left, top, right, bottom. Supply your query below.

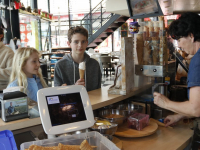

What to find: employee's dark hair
left=0, top=27, right=4, bottom=41
left=169, top=12, right=200, bottom=42
left=67, top=26, right=88, bottom=43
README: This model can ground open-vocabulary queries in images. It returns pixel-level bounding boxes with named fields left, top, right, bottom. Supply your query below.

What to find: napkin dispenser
left=0, top=91, right=29, bottom=122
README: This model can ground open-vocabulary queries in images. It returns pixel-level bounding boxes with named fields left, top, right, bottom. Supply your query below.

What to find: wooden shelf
left=19, top=10, right=40, bottom=19
left=51, top=47, right=71, bottom=51
left=41, top=17, right=53, bottom=22
left=50, top=57, right=63, bottom=59
left=19, top=10, right=53, bottom=22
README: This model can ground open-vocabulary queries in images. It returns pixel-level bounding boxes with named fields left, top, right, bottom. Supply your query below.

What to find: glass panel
left=51, top=25, right=68, bottom=48
left=38, top=0, right=48, bottom=12
left=69, top=0, right=90, bottom=15
left=41, top=21, right=49, bottom=51
left=96, top=34, right=112, bottom=53
left=81, top=0, right=111, bottom=38
left=113, top=28, right=121, bottom=51
left=19, top=14, right=39, bottom=49
left=20, top=0, right=31, bottom=8
left=50, top=0, right=68, bottom=14
left=50, top=0, right=111, bottom=48
left=91, top=0, right=103, bottom=8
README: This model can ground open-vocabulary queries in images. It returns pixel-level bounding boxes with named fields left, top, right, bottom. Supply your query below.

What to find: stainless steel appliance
left=135, top=65, right=165, bottom=77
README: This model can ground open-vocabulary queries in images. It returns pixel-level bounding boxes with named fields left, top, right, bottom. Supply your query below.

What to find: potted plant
left=13, top=0, right=21, bottom=9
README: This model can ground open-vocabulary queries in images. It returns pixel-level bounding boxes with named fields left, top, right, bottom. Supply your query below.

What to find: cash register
left=37, top=85, right=95, bottom=138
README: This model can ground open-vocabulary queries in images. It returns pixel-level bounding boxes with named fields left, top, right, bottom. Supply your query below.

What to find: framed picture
left=121, top=31, right=128, bottom=37
left=121, top=23, right=128, bottom=31
left=5, top=98, right=28, bottom=116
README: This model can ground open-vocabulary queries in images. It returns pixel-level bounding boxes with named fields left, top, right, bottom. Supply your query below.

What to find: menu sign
left=130, top=0, right=158, bottom=16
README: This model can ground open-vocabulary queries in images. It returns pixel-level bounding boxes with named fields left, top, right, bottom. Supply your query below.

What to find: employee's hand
left=164, top=114, right=184, bottom=127
left=75, top=79, right=85, bottom=86
left=153, top=92, right=169, bottom=109
left=62, top=83, right=67, bottom=86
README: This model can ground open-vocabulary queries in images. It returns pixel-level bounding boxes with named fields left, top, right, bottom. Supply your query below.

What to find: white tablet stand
left=37, top=85, right=95, bottom=139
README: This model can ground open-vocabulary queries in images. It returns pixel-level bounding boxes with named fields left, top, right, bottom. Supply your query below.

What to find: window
left=50, top=0, right=68, bottom=14
left=20, top=0, right=31, bottom=8
left=38, top=0, right=48, bottom=12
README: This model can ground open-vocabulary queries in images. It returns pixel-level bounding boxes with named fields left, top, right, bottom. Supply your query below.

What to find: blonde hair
left=9, top=47, right=47, bottom=93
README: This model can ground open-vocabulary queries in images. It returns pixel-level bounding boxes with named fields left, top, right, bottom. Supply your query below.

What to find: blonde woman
left=7, top=47, right=47, bottom=102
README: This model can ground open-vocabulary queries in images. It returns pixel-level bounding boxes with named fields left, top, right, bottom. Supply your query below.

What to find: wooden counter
left=90, top=85, right=151, bottom=110
left=118, top=122, right=193, bottom=150
left=0, top=85, right=194, bottom=149
left=0, top=117, right=41, bottom=131
left=0, top=85, right=151, bottom=131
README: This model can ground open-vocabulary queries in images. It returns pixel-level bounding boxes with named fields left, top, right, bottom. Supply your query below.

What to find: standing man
left=0, top=28, right=14, bottom=92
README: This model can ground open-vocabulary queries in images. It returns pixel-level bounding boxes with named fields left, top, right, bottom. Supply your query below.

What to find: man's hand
left=153, top=92, right=169, bottom=109
left=75, top=79, right=85, bottom=86
left=164, top=114, right=184, bottom=127
left=62, top=84, right=67, bottom=86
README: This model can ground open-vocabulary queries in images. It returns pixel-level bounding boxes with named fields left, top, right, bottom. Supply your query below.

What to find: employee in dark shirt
left=154, top=12, right=200, bottom=125
left=153, top=12, right=200, bottom=149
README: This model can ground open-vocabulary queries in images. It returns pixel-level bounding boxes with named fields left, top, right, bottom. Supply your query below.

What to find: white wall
left=106, top=0, right=130, bottom=16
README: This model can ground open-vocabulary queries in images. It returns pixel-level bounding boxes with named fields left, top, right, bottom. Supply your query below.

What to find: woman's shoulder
left=7, top=80, right=18, bottom=88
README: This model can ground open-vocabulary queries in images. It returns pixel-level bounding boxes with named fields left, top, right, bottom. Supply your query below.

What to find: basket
left=20, top=131, right=120, bottom=150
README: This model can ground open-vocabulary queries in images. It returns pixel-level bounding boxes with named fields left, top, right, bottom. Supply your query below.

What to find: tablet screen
left=46, top=92, right=87, bottom=126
